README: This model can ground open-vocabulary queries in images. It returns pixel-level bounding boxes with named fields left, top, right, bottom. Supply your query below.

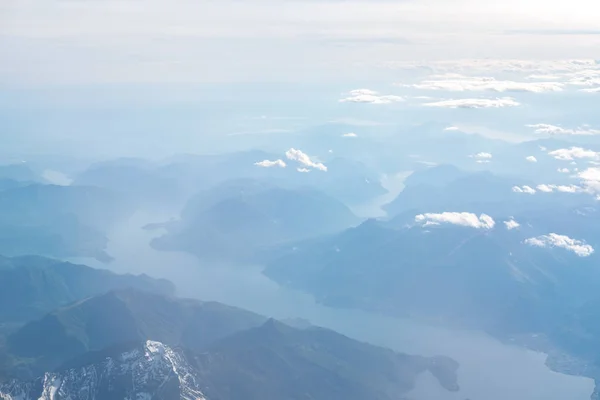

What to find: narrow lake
left=71, top=209, right=595, bottom=400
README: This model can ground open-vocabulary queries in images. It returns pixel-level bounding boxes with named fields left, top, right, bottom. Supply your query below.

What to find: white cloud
left=534, top=183, right=583, bottom=193
left=578, top=167, right=600, bottom=192
left=476, top=160, right=490, bottom=164
left=526, top=155, right=538, bottom=163
left=536, top=184, right=554, bottom=192
left=527, top=123, right=600, bottom=136
left=470, top=152, right=493, bottom=159
left=444, top=126, right=460, bottom=131
left=340, top=89, right=404, bottom=104
left=525, top=233, right=594, bottom=257
left=285, top=148, right=327, bottom=171
left=424, top=97, right=520, bottom=109
left=558, top=168, right=570, bottom=173
left=504, top=219, right=521, bottom=230
left=342, top=132, right=358, bottom=137
left=554, top=184, right=583, bottom=193
left=548, top=147, right=600, bottom=161
left=254, top=159, right=286, bottom=168
left=415, top=212, right=495, bottom=229
left=297, top=167, right=310, bottom=173
left=387, top=60, right=600, bottom=75
left=581, top=87, right=600, bottom=93
left=513, top=185, right=536, bottom=194
left=405, top=75, right=564, bottom=93
left=527, top=74, right=562, bottom=80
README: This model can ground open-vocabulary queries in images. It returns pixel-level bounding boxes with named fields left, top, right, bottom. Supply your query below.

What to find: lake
left=71, top=209, right=595, bottom=400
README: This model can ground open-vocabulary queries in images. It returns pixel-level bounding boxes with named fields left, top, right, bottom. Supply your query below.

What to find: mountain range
left=0, top=288, right=460, bottom=400
left=151, top=179, right=360, bottom=262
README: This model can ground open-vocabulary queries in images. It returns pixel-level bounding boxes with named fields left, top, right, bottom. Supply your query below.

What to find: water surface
left=71, top=211, right=595, bottom=400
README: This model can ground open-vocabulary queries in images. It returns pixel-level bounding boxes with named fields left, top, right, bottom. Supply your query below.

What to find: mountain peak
left=0, top=340, right=207, bottom=400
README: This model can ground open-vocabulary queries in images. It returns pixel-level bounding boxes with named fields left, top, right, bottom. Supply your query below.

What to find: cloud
left=387, top=60, right=600, bottom=75
left=339, top=89, right=404, bottom=104
left=504, top=219, right=521, bottom=230
left=533, top=184, right=583, bottom=193
left=581, top=87, right=600, bottom=93
left=285, top=148, right=327, bottom=171
left=554, top=184, right=583, bottom=193
left=470, top=152, right=493, bottom=159
left=526, top=155, right=538, bottom=163
left=415, top=212, right=495, bottom=229
left=297, top=167, right=310, bottom=173
left=342, top=132, right=358, bottom=137
left=527, top=123, right=600, bottom=135
left=405, top=75, right=564, bottom=93
left=536, top=184, right=554, bottom=192
left=254, top=159, right=287, bottom=168
left=578, top=167, right=600, bottom=192
left=444, top=126, right=460, bottom=131
left=525, top=233, right=594, bottom=257
left=558, top=168, right=570, bottom=173
left=548, top=147, right=600, bottom=161
left=513, top=185, right=536, bottom=194
left=424, top=97, right=520, bottom=109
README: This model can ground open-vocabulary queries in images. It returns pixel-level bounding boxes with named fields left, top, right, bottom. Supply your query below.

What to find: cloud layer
left=424, top=97, right=520, bottom=109
left=525, top=233, right=594, bottom=257
left=406, top=75, right=564, bottom=93
left=512, top=185, right=536, bottom=194
left=340, top=89, right=404, bottom=104
left=527, top=124, right=600, bottom=136
left=415, top=212, right=495, bottom=229
left=285, top=148, right=328, bottom=171
left=254, top=159, right=287, bottom=168
left=548, top=147, right=600, bottom=161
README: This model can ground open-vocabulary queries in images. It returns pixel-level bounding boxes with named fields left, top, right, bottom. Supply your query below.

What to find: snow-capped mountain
left=0, top=340, right=206, bottom=400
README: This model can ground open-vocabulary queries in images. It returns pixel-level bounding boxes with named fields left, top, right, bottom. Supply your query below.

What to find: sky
left=2, top=0, right=600, bottom=158
left=2, top=0, right=600, bottom=85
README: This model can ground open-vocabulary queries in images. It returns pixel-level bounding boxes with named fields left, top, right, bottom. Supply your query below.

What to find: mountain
left=0, top=184, right=133, bottom=260
left=76, top=152, right=388, bottom=211
left=402, top=164, right=468, bottom=188
left=0, top=164, right=39, bottom=183
left=0, top=321, right=460, bottom=400
left=192, top=318, right=459, bottom=400
left=264, top=214, right=600, bottom=333
left=5, top=289, right=266, bottom=378
left=0, top=340, right=207, bottom=400
left=383, top=166, right=590, bottom=218
left=0, top=255, right=174, bottom=324
left=152, top=179, right=361, bottom=262
left=74, top=158, right=187, bottom=212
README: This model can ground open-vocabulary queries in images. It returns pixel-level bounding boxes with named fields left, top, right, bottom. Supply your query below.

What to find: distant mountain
left=383, top=165, right=590, bottom=218
left=0, top=255, right=174, bottom=324
left=0, top=321, right=460, bottom=400
left=0, top=164, right=39, bottom=183
left=5, top=289, right=266, bottom=378
left=0, top=340, right=207, bottom=400
left=152, top=179, right=361, bottom=262
left=402, top=164, right=468, bottom=188
left=76, top=152, right=388, bottom=210
left=74, top=158, right=187, bottom=211
left=264, top=214, right=600, bottom=334
left=0, top=184, right=133, bottom=260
